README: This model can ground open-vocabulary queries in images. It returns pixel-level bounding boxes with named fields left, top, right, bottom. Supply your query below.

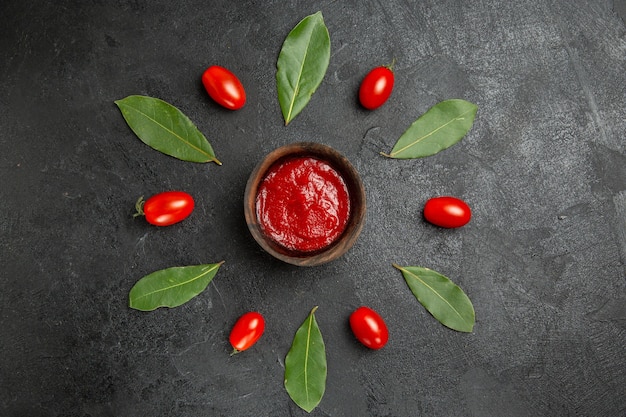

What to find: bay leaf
left=284, top=306, right=327, bottom=413
left=382, top=99, right=478, bottom=159
left=129, top=262, right=224, bottom=311
left=115, top=95, right=221, bottom=165
left=393, top=264, right=475, bottom=332
left=276, top=11, right=330, bottom=125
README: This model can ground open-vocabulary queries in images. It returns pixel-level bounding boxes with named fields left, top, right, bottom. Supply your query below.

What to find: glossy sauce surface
left=255, top=156, right=351, bottom=253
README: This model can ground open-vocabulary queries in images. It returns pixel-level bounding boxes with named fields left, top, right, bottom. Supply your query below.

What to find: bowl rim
left=244, top=142, right=366, bottom=267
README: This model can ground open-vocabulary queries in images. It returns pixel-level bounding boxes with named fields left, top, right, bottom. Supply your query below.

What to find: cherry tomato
left=201, top=65, right=246, bottom=110
left=423, top=196, right=472, bottom=228
left=229, top=311, right=265, bottom=354
left=349, top=306, right=389, bottom=350
left=359, top=65, right=395, bottom=110
left=135, top=191, right=194, bottom=226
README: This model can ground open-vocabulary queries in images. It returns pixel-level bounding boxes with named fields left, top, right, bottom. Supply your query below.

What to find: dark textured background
left=1, top=1, right=625, bottom=416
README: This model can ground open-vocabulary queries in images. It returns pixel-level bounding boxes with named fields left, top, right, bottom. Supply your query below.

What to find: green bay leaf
left=394, top=264, right=475, bottom=332
left=277, top=11, right=330, bottom=125
left=382, top=99, right=478, bottom=159
left=115, top=95, right=221, bottom=165
left=284, top=306, right=327, bottom=413
left=129, top=262, right=224, bottom=311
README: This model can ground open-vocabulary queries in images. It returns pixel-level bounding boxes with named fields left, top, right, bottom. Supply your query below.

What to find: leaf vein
left=391, top=108, right=474, bottom=157
left=403, top=267, right=467, bottom=322
left=304, top=311, right=313, bottom=404
left=286, top=33, right=312, bottom=124
left=122, top=103, right=212, bottom=160
left=132, top=264, right=219, bottom=302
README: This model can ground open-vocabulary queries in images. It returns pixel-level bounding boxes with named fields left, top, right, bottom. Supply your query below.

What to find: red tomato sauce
left=255, top=156, right=351, bottom=253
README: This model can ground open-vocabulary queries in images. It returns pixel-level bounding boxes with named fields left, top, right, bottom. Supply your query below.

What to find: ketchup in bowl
left=255, top=156, right=351, bottom=253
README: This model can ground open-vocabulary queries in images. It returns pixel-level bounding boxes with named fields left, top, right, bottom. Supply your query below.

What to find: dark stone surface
left=1, top=0, right=624, bottom=416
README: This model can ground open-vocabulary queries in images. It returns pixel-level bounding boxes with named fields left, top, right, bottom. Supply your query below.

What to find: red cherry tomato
left=359, top=65, right=395, bottom=110
left=229, top=312, right=265, bottom=354
left=136, top=191, right=194, bottom=226
left=349, top=306, right=389, bottom=350
left=201, top=65, right=246, bottom=110
left=423, top=196, right=472, bottom=228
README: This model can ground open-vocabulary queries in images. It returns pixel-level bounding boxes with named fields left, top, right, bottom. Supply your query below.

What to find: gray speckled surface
left=1, top=0, right=625, bottom=416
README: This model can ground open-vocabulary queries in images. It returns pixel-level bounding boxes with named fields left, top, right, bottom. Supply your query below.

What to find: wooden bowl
left=244, top=142, right=366, bottom=266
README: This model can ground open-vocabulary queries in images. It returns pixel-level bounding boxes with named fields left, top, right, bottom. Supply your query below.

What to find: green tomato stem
left=133, top=196, right=145, bottom=217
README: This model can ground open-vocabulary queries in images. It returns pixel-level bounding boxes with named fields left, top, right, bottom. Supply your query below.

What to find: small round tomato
left=229, top=312, right=265, bottom=354
left=423, top=196, right=472, bottom=228
left=201, top=65, right=246, bottom=110
left=349, top=306, right=389, bottom=350
left=359, top=64, right=395, bottom=110
left=135, top=191, right=194, bottom=226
